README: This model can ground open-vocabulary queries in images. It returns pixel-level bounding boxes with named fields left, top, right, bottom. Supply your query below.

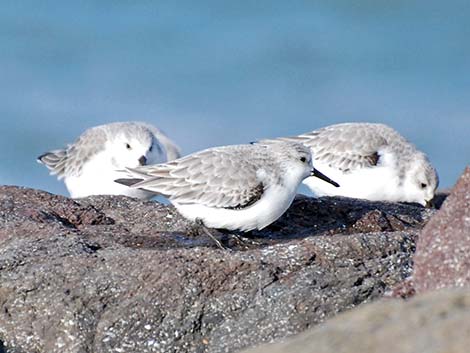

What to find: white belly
left=173, top=184, right=297, bottom=232
left=64, top=156, right=154, bottom=199
left=305, top=160, right=401, bottom=202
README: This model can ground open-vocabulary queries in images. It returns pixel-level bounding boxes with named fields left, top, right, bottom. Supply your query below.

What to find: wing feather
left=38, top=127, right=107, bottom=179
left=37, top=149, right=68, bottom=179
left=268, top=123, right=406, bottom=172
left=120, top=145, right=266, bottom=209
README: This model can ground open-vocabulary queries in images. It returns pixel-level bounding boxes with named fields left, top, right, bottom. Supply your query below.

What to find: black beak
left=425, top=199, right=434, bottom=208
left=310, top=168, right=340, bottom=187
left=138, top=155, right=147, bottom=166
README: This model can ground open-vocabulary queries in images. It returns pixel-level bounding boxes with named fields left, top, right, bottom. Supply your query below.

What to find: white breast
left=64, top=152, right=154, bottom=199
left=305, top=150, right=403, bottom=202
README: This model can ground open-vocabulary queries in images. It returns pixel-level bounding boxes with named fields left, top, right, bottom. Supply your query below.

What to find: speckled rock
left=241, top=288, right=470, bottom=353
left=413, top=166, right=470, bottom=292
left=0, top=186, right=434, bottom=353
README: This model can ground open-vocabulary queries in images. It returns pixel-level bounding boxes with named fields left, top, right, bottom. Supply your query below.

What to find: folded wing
left=117, top=147, right=265, bottom=209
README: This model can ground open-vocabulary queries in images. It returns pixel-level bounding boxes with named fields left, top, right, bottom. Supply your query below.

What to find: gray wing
left=37, top=127, right=107, bottom=178
left=37, top=149, right=68, bottom=179
left=118, top=147, right=265, bottom=209
left=145, top=125, right=181, bottom=161
left=272, top=123, right=395, bottom=172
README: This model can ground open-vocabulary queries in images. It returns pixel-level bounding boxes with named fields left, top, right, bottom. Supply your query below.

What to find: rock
left=413, top=166, right=470, bottom=293
left=0, top=186, right=434, bottom=353
left=241, top=288, right=470, bottom=353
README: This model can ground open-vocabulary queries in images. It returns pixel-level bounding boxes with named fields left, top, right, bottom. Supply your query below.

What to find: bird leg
left=195, top=219, right=227, bottom=250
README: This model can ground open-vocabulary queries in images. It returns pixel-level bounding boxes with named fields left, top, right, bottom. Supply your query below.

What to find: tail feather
left=37, top=149, right=67, bottom=178
left=114, top=178, right=144, bottom=187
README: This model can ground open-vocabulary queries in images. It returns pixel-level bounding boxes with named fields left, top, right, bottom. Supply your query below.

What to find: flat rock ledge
left=0, top=185, right=434, bottom=353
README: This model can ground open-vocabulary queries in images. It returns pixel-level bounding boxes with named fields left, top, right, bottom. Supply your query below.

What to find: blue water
left=1, top=1, right=469, bottom=196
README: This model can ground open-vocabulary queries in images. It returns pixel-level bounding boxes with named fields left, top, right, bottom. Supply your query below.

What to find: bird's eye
left=300, top=157, right=307, bottom=163
left=125, top=143, right=132, bottom=150
left=420, top=183, right=427, bottom=189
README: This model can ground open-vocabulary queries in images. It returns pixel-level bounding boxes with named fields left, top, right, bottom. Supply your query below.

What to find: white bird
left=38, top=121, right=181, bottom=199
left=270, top=122, right=438, bottom=206
left=115, top=141, right=339, bottom=231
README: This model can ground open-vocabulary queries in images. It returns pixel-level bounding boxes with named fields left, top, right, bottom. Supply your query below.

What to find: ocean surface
left=1, top=1, right=469, bottom=196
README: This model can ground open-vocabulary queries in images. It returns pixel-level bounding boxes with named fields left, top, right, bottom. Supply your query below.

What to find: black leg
left=195, top=218, right=227, bottom=250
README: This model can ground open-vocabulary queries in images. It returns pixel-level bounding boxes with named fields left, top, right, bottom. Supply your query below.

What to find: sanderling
left=38, top=121, right=181, bottom=199
left=115, top=141, right=339, bottom=231
left=270, top=122, right=438, bottom=206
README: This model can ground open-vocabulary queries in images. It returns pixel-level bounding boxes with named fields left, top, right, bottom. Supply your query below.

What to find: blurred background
left=1, top=0, right=469, bottom=196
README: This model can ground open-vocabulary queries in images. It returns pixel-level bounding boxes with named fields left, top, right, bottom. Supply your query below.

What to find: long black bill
left=310, top=169, right=340, bottom=187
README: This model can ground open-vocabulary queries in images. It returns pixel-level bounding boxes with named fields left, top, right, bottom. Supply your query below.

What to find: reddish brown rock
left=413, top=166, right=470, bottom=292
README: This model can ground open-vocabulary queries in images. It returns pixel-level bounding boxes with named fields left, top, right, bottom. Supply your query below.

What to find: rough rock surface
left=0, top=186, right=434, bottom=353
left=242, top=288, right=470, bottom=353
left=413, top=166, right=470, bottom=292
